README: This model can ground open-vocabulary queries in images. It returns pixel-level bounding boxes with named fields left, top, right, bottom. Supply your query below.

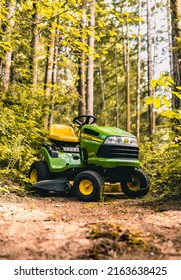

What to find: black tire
left=29, top=161, right=51, bottom=183
left=73, top=170, right=104, bottom=202
left=121, top=169, right=150, bottom=198
left=29, top=161, right=52, bottom=196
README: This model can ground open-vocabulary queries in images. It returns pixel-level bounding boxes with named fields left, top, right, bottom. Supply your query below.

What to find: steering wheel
left=73, top=115, right=96, bottom=127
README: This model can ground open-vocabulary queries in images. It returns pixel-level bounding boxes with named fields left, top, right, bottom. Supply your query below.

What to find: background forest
left=0, top=0, right=180, bottom=198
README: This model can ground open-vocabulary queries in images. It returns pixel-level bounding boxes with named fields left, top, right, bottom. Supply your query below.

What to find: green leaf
left=109, top=30, right=117, bottom=36
left=162, top=96, right=170, bottom=107
left=172, top=91, right=181, bottom=99
left=169, top=132, right=176, bottom=141
left=131, top=34, right=137, bottom=39
left=151, top=79, right=157, bottom=88
left=133, top=16, right=145, bottom=23
left=161, top=110, right=176, bottom=118
left=123, top=11, right=130, bottom=17
left=154, top=97, right=161, bottom=109
left=146, top=96, right=154, bottom=105
left=0, top=53, right=5, bottom=59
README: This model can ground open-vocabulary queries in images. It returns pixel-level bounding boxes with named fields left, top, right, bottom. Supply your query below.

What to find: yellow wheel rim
left=79, top=179, right=93, bottom=196
left=30, top=169, right=38, bottom=183
left=127, top=176, right=141, bottom=191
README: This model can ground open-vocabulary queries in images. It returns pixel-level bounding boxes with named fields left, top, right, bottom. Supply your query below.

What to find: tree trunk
left=86, top=0, right=95, bottom=115
left=48, top=26, right=60, bottom=126
left=44, top=26, right=55, bottom=96
left=0, top=1, right=4, bottom=72
left=122, top=1, right=131, bottom=132
left=99, top=61, right=107, bottom=125
left=78, top=2, right=86, bottom=115
left=32, top=3, right=40, bottom=91
left=125, top=22, right=131, bottom=132
left=44, top=23, right=56, bottom=127
left=170, top=0, right=181, bottom=109
left=167, top=0, right=173, bottom=78
left=147, top=0, right=155, bottom=135
left=136, top=0, right=142, bottom=143
left=115, top=47, right=119, bottom=128
left=2, top=0, right=16, bottom=93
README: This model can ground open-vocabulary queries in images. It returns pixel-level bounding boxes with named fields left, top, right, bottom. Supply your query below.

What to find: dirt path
left=0, top=192, right=180, bottom=260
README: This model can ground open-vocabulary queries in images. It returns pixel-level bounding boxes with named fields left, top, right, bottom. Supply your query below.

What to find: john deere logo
left=123, top=138, right=130, bottom=144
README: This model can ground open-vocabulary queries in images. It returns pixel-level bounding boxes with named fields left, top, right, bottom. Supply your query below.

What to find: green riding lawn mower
left=29, top=115, right=150, bottom=201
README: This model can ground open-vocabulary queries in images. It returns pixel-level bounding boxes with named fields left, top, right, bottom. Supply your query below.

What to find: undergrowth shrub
left=140, top=140, right=181, bottom=198
left=0, top=86, right=77, bottom=186
left=0, top=98, right=47, bottom=184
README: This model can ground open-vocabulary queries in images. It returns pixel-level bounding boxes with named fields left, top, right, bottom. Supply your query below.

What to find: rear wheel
left=29, top=161, right=51, bottom=183
left=29, top=161, right=51, bottom=195
left=73, top=170, right=104, bottom=202
left=121, top=169, right=150, bottom=198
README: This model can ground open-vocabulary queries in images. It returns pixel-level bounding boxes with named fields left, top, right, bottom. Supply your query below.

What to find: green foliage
left=0, top=88, right=47, bottom=182
left=143, top=73, right=181, bottom=198
left=0, top=81, right=79, bottom=185
left=140, top=140, right=181, bottom=198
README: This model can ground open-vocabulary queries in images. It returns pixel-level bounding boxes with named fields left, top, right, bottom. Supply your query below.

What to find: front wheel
left=73, top=170, right=104, bottom=202
left=121, top=169, right=150, bottom=198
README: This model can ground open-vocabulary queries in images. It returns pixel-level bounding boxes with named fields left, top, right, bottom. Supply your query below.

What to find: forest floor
left=0, top=190, right=180, bottom=260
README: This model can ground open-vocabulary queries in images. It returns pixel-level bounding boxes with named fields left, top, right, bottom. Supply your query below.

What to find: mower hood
left=95, top=126, right=135, bottom=137
left=81, top=124, right=137, bottom=142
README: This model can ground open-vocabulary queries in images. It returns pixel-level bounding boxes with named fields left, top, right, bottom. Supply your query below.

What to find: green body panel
left=81, top=125, right=136, bottom=141
left=40, top=147, right=84, bottom=172
left=80, top=138, right=101, bottom=158
left=80, top=124, right=139, bottom=168
left=87, top=157, right=141, bottom=168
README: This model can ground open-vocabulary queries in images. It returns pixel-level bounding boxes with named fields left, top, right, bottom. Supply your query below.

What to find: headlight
left=104, top=136, right=138, bottom=146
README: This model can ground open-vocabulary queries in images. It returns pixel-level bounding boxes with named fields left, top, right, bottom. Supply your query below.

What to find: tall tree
left=78, top=1, right=86, bottom=115
left=115, top=47, right=119, bottom=127
left=44, top=22, right=56, bottom=127
left=86, top=0, right=95, bottom=115
left=31, top=2, right=40, bottom=91
left=147, top=0, right=155, bottom=135
left=123, top=9, right=131, bottom=133
left=48, top=23, right=60, bottom=125
left=44, top=24, right=56, bottom=97
left=170, top=0, right=181, bottom=109
left=136, top=0, right=142, bottom=142
left=1, top=0, right=16, bottom=93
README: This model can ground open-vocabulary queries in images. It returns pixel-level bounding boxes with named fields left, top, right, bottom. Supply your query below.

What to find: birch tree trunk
left=86, top=0, right=95, bottom=115
left=2, top=0, right=16, bottom=93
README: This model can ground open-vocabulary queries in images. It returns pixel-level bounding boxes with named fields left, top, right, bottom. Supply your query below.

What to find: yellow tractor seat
left=49, top=124, right=79, bottom=144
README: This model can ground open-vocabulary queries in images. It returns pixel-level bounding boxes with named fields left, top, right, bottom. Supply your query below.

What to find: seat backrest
left=49, top=124, right=79, bottom=143
left=49, top=125, right=76, bottom=137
